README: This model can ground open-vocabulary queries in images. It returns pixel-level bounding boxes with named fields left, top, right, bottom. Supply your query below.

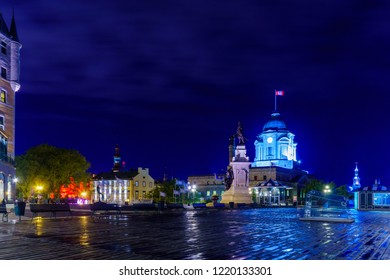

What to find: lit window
left=207, top=191, right=210, bottom=196
left=213, top=190, right=217, bottom=195
left=149, top=182, right=152, bottom=188
left=142, top=191, right=146, bottom=198
left=0, top=89, right=6, bottom=103
left=1, top=67, right=6, bottom=79
left=142, top=181, right=146, bottom=187
left=135, top=181, right=139, bottom=187
left=135, top=191, right=139, bottom=199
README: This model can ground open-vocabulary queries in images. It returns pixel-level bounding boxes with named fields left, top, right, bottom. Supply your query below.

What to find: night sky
left=3, top=0, right=390, bottom=187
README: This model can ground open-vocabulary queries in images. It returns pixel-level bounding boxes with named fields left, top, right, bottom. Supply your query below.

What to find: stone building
left=91, top=145, right=155, bottom=204
left=188, top=110, right=311, bottom=205
left=0, top=11, right=21, bottom=202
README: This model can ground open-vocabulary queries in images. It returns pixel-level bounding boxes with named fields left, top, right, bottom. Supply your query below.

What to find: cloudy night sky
left=2, top=0, right=390, bottom=186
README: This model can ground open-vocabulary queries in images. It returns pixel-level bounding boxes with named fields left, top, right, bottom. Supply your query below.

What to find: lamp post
left=191, top=185, right=197, bottom=203
left=187, top=184, right=191, bottom=202
left=36, top=186, right=43, bottom=203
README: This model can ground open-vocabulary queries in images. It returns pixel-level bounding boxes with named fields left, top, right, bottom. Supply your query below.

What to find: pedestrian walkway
left=0, top=207, right=389, bottom=260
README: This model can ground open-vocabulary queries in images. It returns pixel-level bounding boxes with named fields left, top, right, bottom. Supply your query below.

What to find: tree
left=15, top=144, right=90, bottom=200
left=147, top=179, right=177, bottom=202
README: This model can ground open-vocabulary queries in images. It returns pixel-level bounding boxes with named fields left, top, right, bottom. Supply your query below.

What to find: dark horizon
left=2, top=1, right=390, bottom=187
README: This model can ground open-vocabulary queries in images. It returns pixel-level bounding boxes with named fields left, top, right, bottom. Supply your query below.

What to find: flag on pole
left=275, top=90, right=284, bottom=96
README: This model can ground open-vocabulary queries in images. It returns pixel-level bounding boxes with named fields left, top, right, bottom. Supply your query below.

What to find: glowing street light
left=324, top=185, right=331, bottom=194
left=191, top=185, right=197, bottom=203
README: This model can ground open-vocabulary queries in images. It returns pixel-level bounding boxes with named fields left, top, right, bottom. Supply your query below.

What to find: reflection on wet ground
left=0, top=208, right=389, bottom=259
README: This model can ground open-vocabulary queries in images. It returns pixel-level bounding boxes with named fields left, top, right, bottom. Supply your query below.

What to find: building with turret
left=91, top=145, right=155, bottom=204
left=0, top=11, right=21, bottom=202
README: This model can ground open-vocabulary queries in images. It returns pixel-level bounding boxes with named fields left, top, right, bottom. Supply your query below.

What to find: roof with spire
left=0, top=11, right=19, bottom=42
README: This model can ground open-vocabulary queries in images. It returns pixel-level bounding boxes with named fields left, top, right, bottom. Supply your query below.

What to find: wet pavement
left=0, top=208, right=389, bottom=260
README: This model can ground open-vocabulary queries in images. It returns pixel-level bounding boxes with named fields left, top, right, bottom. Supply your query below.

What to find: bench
left=30, top=204, right=72, bottom=219
left=90, top=202, right=121, bottom=217
left=193, top=203, right=207, bottom=209
left=0, top=205, right=8, bottom=222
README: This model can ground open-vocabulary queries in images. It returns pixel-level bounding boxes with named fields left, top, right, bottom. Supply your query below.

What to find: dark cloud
left=1, top=0, right=390, bottom=185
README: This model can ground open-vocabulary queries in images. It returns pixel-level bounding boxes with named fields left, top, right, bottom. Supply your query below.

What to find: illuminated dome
left=262, top=112, right=287, bottom=131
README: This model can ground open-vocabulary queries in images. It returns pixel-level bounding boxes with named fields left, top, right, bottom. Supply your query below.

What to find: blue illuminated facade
left=252, top=111, right=298, bottom=169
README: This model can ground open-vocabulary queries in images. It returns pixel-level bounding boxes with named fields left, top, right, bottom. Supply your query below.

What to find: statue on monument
left=224, top=166, right=234, bottom=191
left=236, top=121, right=247, bottom=145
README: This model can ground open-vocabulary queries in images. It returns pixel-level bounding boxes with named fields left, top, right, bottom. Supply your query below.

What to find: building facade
left=189, top=110, right=311, bottom=205
left=0, top=11, right=21, bottom=202
left=91, top=146, right=155, bottom=204
left=355, top=179, right=390, bottom=210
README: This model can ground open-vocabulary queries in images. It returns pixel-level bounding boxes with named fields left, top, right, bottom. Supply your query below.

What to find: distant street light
left=324, top=185, right=331, bottom=194
left=191, top=185, right=197, bottom=203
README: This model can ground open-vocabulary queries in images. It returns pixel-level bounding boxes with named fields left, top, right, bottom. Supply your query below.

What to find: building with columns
left=0, top=11, right=21, bottom=202
left=91, top=145, right=155, bottom=204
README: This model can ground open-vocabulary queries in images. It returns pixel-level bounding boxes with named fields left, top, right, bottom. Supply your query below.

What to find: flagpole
left=274, top=90, right=277, bottom=111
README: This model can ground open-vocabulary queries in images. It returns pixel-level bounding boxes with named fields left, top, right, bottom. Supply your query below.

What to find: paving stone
left=0, top=208, right=389, bottom=259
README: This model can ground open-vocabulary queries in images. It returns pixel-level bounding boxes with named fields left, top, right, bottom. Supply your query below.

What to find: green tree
left=147, top=179, right=177, bottom=202
left=15, top=144, right=90, bottom=199
left=334, top=185, right=350, bottom=198
left=302, top=179, right=336, bottom=198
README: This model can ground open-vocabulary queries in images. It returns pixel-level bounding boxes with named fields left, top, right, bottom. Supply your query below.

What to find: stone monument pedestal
left=220, top=144, right=252, bottom=205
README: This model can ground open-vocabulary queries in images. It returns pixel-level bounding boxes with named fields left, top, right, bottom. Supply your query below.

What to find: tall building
left=0, top=11, right=21, bottom=202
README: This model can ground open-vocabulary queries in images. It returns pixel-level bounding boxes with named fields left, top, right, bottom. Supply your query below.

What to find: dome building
left=252, top=111, right=297, bottom=169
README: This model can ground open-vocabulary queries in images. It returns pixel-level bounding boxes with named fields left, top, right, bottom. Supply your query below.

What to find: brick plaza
left=0, top=208, right=389, bottom=260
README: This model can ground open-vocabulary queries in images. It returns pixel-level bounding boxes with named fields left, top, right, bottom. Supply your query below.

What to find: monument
left=221, top=122, right=253, bottom=205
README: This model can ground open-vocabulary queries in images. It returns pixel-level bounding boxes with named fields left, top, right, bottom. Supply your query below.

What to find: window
left=1, top=42, right=6, bottom=55
left=135, top=191, right=139, bottom=199
left=254, top=176, right=258, bottom=181
left=149, top=182, right=152, bottom=188
left=373, top=193, right=390, bottom=206
left=213, top=190, right=217, bottom=195
left=207, top=191, right=210, bottom=196
left=267, top=147, right=272, bottom=156
left=0, top=89, right=6, bottom=103
left=142, top=191, right=146, bottom=199
left=1, top=67, right=6, bottom=79
left=0, top=115, right=4, bottom=130
left=263, top=175, right=267, bottom=180
left=135, top=181, right=139, bottom=187
left=142, top=181, right=146, bottom=187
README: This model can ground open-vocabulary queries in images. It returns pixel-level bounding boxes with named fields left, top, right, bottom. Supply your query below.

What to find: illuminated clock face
left=267, top=137, right=273, bottom=143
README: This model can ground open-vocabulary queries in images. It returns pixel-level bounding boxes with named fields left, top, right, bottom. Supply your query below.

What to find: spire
left=10, top=9, right=19, bottom=42
left=112, top=144, right=122, bottom=172
left=352, top=162, right=361, bottom=190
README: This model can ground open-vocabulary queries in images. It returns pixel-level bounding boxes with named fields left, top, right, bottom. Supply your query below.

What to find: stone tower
left=0, top=10, right=21, bottom=201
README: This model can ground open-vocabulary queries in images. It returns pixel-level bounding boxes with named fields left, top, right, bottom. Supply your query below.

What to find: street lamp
left=324, top=185, right=331, bottom=194
left=191, top=184, right=197, bottom=203
left=36, top=186, right=43, bottom=203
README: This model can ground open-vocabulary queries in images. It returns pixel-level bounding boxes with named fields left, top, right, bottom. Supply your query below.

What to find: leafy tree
left=15, top=144, right=90, bottom=199
left=302, top=179, right=336, bottom=197
left=334, top=185, right=350, bottom=198
left=147, top=179, right=177, bottom=202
